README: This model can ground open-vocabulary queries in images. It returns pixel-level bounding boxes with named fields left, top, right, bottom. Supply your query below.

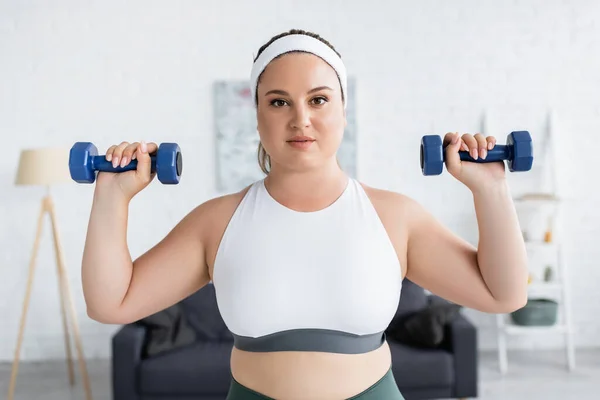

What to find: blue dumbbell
left=420, top=131, right=533, bottom=176
left=69, top=142, right=182, bottom=184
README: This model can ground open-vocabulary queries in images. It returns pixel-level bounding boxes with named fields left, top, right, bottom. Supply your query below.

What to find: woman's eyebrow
left=264, top=86, right=334, bottom=96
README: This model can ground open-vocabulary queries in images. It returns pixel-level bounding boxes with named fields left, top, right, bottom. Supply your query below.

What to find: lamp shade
left=14, top=147, right=72, bottom=186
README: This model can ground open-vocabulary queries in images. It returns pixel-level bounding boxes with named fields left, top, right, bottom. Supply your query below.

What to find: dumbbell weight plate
left=69, top=142, right=99, bottom=183
left=156, top=143, right=182, bottom=184
left=420, top=135, right=444, bottom=176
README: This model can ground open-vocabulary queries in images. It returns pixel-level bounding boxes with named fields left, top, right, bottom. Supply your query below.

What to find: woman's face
left=256, top=52, right=347, bottom=172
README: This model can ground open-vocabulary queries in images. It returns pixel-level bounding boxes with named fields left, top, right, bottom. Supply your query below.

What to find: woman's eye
left=311, top=96, right=328, bottom=105
left=270, top=99, right=287, bottom=107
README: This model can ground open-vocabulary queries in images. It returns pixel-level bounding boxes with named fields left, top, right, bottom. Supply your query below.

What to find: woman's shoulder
left=355, top=180, right=429, bottom=236
left=190, top=183, right=254, bottom=223
left=356, top=180, right=421, bottom=214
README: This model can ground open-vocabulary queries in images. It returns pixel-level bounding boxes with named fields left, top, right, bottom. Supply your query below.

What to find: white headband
left=250, top=34, right=347, bottom=109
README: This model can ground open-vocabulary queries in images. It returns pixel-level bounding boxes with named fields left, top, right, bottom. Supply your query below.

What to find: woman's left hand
left=443, top=132, right=506, bottom=191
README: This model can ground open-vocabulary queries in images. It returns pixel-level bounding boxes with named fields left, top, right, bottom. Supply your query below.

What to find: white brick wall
left=1, top=0, right=599, bottom=361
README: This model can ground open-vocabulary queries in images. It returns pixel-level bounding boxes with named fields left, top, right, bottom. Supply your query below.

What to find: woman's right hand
left=96, top=141, right=159, bottom=200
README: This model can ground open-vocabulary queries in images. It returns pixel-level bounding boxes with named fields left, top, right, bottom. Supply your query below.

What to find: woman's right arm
left=82, top=191, right=210, bottom=325
left=81, top=140, right=211, bottom=325
left=82, top=189, right=211, bottom=325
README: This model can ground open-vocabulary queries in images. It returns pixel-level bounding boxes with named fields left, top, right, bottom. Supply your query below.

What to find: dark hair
left=254, top=29, right=343, bottom=175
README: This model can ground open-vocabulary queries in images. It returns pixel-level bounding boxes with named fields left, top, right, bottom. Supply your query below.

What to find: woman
left=82, top=29, right=529, bottom=400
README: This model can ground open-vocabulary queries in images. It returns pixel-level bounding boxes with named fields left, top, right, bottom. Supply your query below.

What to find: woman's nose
left=290, top=105, right=311, bottom=129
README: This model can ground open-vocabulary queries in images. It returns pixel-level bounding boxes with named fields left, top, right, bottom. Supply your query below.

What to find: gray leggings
left=226, top=366, right=405, bottom=400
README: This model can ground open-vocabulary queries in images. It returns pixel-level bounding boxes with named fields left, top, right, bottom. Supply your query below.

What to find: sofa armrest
left=112, top=323, right=147, bottom=400
left=442, top=312, right=478, bottom=398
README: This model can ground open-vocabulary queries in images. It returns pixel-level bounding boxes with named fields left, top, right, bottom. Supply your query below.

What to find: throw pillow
left=387, top=298, right=461, bottom=348
left=136, top=302, right=197, bottom=357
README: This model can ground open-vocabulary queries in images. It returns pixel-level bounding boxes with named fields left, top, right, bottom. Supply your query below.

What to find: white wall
left=1, top=0, right=599, bottom=361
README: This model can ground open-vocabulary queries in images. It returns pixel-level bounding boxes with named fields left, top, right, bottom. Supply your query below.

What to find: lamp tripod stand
left=8, top=192, right=93, bottom=400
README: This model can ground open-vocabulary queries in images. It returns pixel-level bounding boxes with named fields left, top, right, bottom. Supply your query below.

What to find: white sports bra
left=212, top=177, right=402, bottom=354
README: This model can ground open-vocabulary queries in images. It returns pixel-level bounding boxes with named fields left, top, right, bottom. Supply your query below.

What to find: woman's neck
left=263, top=160, right=348, bottom=211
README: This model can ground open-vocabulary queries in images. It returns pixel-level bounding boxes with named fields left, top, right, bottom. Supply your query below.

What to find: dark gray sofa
left=111, top=279, right=478, bottom=399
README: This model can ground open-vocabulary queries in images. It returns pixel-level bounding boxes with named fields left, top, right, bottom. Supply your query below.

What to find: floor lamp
left=8, top=147, right=93, bottom=400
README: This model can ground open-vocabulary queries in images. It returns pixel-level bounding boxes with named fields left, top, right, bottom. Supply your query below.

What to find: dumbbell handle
left=452, top=144, right=512, bottom=163
left=90, top=155, right=157, bottom=173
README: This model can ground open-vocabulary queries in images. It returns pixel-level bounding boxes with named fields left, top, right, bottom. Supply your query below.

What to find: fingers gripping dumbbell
left=420, top=131, right=533, bottom=176
left=69, top=142, right=183, bottom=184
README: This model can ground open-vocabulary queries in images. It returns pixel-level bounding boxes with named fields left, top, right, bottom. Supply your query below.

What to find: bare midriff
left=229, top=341, right=392, bottom=400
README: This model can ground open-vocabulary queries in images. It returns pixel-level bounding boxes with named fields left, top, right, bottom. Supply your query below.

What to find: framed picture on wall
left=213, top=78, right=357, bottom=193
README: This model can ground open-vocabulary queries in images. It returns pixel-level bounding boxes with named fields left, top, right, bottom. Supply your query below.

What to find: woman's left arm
left=471, top=179, right=529, bottom=309
left=404, top=131, right=529, bottom=313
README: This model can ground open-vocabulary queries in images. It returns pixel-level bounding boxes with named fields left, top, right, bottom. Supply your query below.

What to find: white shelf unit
left=493, top=110, right=575, bottom=374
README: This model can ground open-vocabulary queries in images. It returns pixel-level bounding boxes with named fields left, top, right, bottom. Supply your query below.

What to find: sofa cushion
left=139, top=341, right=233, bottom=395
left=388, top=341, right=454, bottom=388
left=181, top=283, right=233, bottom=342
